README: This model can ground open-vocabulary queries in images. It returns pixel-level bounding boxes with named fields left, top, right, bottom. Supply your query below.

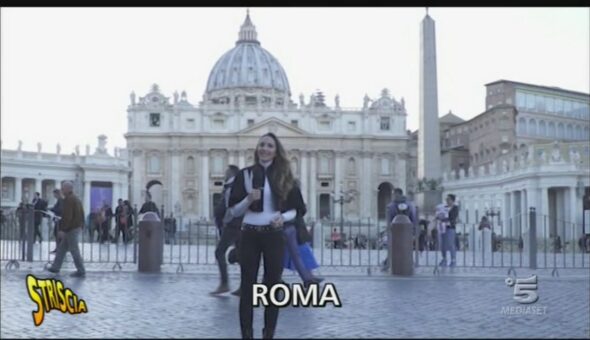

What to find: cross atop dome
left=238, top=9, right=259, bottom=44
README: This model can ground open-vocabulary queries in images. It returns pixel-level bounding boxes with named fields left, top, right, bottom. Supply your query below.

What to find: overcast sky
left=1, top=7, right=589, bottom=154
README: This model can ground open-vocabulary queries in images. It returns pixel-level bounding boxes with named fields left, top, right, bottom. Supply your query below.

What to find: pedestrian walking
left=46, top=181, right=86, bottom=277
left=210, top=165, right=243, bottom=296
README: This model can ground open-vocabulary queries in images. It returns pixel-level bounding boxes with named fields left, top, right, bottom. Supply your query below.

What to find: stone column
left=171, top=149, right=181, bottom=214
left=121, top=179, right=129, bottom=201
left=309, top=151, right=317, bottom=219
left=112, top=182, right=121, bottom=205
left=300, top=151, right=308, bottom=202
left=540, top=187, right=549, bottom=239
left=15, top=177, right=22, bottom=204
left=35, top=178, right=42, bottom=197
left=569, top=186, right=578, bottom=241
left=200, top=150, right=210, bottom=219
left=238, top=150, right=245, bottom=169
left=361, top=151, right=372, bottom=218
left=132, top=149, right=144, bottom=206
left=510, top=191, right=518, bottom=237
left=521, top=190, right=527, bottom=235
left=228, top=151, right=236, bottom=167
left=84, top=180, right=91, bottom=215
left=334, top=151, right=343, bottom=220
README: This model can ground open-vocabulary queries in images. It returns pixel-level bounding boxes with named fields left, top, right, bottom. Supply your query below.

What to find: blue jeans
left=440, top=228, right=457, bottom=262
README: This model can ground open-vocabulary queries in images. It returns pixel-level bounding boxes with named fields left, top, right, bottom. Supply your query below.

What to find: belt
left=242, top=224, right=283, bottom=232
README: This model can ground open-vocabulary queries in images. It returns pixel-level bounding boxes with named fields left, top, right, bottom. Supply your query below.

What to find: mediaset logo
left=500, top=274, right=548, bottom=316
left=26, top=274, right=88, bottom=326
left=253, top=282, right=342, bottom=307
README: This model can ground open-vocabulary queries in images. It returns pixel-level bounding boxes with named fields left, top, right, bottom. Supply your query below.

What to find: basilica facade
left=125, top=13, right=409, bottom=222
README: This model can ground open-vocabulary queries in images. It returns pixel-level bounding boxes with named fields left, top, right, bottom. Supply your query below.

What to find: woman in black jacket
left=228, top=133, right=305, bottom=339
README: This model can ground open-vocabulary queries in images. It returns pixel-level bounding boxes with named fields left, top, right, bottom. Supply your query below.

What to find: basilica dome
left=205, top=13, right=291, bottom=97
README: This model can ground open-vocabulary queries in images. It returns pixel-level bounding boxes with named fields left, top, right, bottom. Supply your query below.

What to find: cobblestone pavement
left=1, top=263, right=589, bottom=338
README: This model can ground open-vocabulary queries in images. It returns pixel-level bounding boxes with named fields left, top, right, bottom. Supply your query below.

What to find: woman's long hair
left=254, top=133, right=294, bottom=202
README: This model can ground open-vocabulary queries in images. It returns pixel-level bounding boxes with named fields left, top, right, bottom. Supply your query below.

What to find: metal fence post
left=26, top=206, right=35, bottom=262
left=529, top=207, right=537, bottom=269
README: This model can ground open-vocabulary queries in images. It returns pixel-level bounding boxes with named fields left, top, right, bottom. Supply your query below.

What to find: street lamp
left=331, top=182, right=356, bottom=234
left=485, top=206, right=501, bottom=234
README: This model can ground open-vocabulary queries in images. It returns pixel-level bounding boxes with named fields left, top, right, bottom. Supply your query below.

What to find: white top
left=229, top=160, right=296, bottom=226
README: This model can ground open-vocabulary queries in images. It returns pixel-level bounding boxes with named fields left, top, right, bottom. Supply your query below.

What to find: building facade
left=1, top=136, right=131, bottom=215
left=125, top=13, right=409, bottom=222
left=442, top=141, right=589, bottom=242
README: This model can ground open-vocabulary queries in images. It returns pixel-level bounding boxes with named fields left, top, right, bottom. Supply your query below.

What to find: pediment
left=239, top=117, right=308, bottom=137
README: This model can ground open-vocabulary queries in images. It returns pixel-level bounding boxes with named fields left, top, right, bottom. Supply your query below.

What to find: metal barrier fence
left=2, top=206, right=588, bottom=276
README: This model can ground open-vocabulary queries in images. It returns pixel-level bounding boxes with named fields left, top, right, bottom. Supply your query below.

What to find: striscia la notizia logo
left=26, top=274, right=88, bottom=326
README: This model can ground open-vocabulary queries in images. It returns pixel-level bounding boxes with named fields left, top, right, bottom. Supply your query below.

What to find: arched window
left=539, top=120, right=547, bottom=137
left=558, top=123, right=565, bottom=139
left=548, top=121, right=556, bottom=137
left=575, top=125, right=582, bottom=140
left=528, top=118, right=537, bottom=136
left=147, top=153, right=160, bottom=174
left=186, top=156, right=195, bottom=174
left=348, top=157, right=356, bottom=175
left=291, top=157, right=299, bottom=176
left=567, top=124, right=574, bottom=140
left=518, top=117, right=527, bottom=135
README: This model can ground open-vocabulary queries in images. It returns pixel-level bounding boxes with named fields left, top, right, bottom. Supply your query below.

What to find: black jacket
left=228, top=163, right=305, bottom=214
left=445, top=205, right=459, bottom=228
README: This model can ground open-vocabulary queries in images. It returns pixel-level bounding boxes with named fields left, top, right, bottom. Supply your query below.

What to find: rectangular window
left=320, top=157, right=329, bottom=173
left=555, top=98, right=563, bottom=114
left=526, top=93, right=535, bottom=110
left=149, top=113, right=161, bottom=127
left=186, top=118, right=195, bottom=129
left=564, top=100, right=572, bottom=116
left=213, top=156, right=223, bottom=174
left=247, top=119, right=255, bottom=127
left=535, top=94, right=545, bottom=111
left=347, top=121, right=356, bottom=132
left=291, top=120, right=299, bottom=127
left=319, top=120, right=331, bottom=131
left=516, top=91, right=526, bottom=109
left=213, top=119, right=225, bottom=129
left=148, top=155, right=160, bottom=174
left=546, top=96, right=554, bottom=112
left=380, top=117, right=390, bottom=131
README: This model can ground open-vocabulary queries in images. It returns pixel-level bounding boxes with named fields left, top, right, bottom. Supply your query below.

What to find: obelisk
left=416, top=9, right=442, bottom=213
left=418, top=9, right=441, bottom=181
